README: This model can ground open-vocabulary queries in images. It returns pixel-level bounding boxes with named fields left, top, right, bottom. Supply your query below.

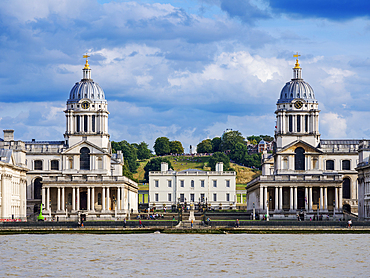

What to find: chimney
left=3, top=130, right=14, bottom=141
left=216, top=162, right=223, bottom=172
left=161, top=162, right=168, bottom=172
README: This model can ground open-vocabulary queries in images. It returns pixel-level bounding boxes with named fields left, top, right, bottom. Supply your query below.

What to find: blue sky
left=1, top=0, right=370, bottom=151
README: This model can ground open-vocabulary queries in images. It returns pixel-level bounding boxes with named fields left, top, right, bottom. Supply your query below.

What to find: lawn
left=132, top=155, right=261, bottom=185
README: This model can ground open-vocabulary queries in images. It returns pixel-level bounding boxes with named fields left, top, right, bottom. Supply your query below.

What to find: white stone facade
left=0, top=149, right=28, bottom=220
left=247, top=58, right=359, bottom=218
left=1, top=58, right=138, bottom=220
left=149, top=162, right=236, bottom=209
left=356, top=140, right=370, bottom=220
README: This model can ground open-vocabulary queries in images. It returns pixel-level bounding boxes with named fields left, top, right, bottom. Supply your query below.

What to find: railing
left=249, top=174, right=342, bottom=185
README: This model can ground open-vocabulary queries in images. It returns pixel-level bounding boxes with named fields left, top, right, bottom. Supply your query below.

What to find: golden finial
left=83, top=54, right=90, bottom=69
left=293, top=52, right=301, bottom=68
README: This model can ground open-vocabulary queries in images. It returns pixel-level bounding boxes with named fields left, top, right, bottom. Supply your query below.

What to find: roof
left=178, top=169, right=205, bottom=173
left=0, top=149, right=12, bottom=164
left=320, top=140, right=360, bottom=146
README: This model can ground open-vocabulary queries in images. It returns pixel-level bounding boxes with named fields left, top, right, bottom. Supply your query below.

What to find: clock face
left=294, top=101, right=303, bottom=109
left=81, top=101, right=90, bottom=109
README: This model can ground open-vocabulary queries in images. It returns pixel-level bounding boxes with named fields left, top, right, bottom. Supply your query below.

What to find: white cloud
left=320, top=112, right=347, bottom=138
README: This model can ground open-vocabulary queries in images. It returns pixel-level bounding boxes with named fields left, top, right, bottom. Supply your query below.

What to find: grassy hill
left=133, top=155, right=261, bottom=188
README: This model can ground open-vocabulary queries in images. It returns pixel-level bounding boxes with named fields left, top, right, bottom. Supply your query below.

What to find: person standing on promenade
left=124, top=218, right=126, bottom=228
left=191, top=219, right=193, bottom=229
left=139, top=220, right=142, bottom=228
left=236, top=219, right=239, bottom=228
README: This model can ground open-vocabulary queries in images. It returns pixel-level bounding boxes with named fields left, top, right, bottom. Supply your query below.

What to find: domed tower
left=64, top=55, right=110, bottom=150
left=275, top=54, right=320, bottom=151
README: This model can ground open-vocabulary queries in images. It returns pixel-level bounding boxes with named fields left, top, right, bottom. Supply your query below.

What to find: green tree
left=136, top=142, right=152, bottom=160
left=111, top=140, right=139, bottom=173
left=247, top=135, right=262, bottom=144
left=208, top=152, right=230, bottom=171
left=229, top=142, right=248, bottom=164
left=197, top=139, right=212, bottom=153
left=211, top=137, right=221, bottom=152
left=260, top=135, right=274, bottom=142
left=144, top=157, right=173, bottom=182
left=220, top=130, right=245, bottom=151
left=243, top=153, right=262, bottom=168
left=154, top=137, right=170, bottom=156
left=170, top=140, right=184, bottom=154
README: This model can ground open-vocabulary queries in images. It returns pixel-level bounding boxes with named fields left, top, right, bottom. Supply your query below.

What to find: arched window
left=51, top=160, right=59, bottom=171
left=97, top=157, right=103, bottom=169
left=34, top=160, right=42, bottom=170
left=98, top=193, right=102, bottom=205
left=342, top=160, right=350, bottom=170
left=34, top=178, right=42, bottom=199
left=343, top=178, right=351, bottom=199
left=191, top=180, right=194, bottom=188
left=295, top=147, right=305, bottom=170
left=326, top=160, right=334, bottom=170
left=80, top=147, right=90, bottom=170
left=297, top=115, right=301, bottom=132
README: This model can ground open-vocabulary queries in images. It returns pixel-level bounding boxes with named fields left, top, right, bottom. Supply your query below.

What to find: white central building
left=149, top=162, right=236, bottom=209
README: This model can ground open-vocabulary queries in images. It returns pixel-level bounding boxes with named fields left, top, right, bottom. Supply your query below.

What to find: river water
left=0, top=233, right=369, bottom=277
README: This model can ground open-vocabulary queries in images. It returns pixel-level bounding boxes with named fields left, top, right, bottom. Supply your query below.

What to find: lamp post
left=253, top=202, right=255, bottom=220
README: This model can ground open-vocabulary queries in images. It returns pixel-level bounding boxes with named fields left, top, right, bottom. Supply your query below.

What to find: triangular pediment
left=278, top=140, right=323, bottom=154
left=63, top=140, right=109, bottom=155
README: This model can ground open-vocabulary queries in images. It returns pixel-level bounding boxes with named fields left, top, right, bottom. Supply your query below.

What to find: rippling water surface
left=0, top=233, right=369, bottom=277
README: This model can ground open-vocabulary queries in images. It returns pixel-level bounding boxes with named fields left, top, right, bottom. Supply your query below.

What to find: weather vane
left=83, top=53, right=90, bottom=69
left=293, top=52, right=301, bottom=68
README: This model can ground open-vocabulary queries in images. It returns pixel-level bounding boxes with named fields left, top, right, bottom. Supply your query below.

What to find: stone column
left=264, top=187, right=268, bottom=210
left=294, top=187, right=298, bottom=210
left=290, top=187, right=293, bottom=211
left=46, top=187, right=50, bottom=210
left=279, top=187, right=283, bottom=210
left=106, top=187, right=110, bottom=210
left=76, top=187, right=80, bottom=211
left=42, top=187, right=46, bottom=208
left=91, top=187, right=95, bottom=211
left=275, top=187, right=278, bottom=211
left=324, top=187, right=328, bottom=210
left=121, top=187, right=125, bottom=211
left=72, top=187, right=76, bottom=211
left=102, top=187, right=106, bottom=212
left=339, top=186, right=343, bottom=210
left=57, top=187, right=61, bottom=211
left=61, top=187, right=65, bottom=211
left=309, top=187, right=313, bottom=211
left=259, top=187, right=263, bottom=211
left=305, top=187, right=308, bottom=211
left=335, top=187, right=339, bottom=210
left=320, top=187, right=323, bottom=211
left=87, top=187, right=91, bottom=211
left=117, top=187, right=121, bottom=211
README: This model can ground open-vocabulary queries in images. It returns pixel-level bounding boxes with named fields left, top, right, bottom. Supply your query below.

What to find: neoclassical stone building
left=1, top=57, right=138, bottom=220
left=0, top=146, right=28, bottom=220
left=149, top=162, right=236, bottom=209
left=247, top=56, right=359, bottom=218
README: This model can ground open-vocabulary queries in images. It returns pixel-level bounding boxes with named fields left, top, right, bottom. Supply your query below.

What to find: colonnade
left=42, top=186, right=127, bottom=212
left=259, top=185, right=342, bottom=212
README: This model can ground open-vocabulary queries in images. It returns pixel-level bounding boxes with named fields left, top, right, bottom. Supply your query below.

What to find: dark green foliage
left=197, top=139, right=213, bottom=153
left=220, top=130, right=245, bottom=151
left=144, top=157, right=173, bottom=182
left=211, top=137, right=221, bottom=152
left=170, top=141, right=184, bottom=154
left=208, top=152, right=230, bottom=171
left=136, top=142, right=152, bottom=160
left=247, top=135, right=274, bottom=144
left=154, top=137, right=171, bottom=156
left=243, top=153, right=262, bottom=168
left=111, top=140, right=139, bottom=173
left=229, top=142, right=248, bottom=163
